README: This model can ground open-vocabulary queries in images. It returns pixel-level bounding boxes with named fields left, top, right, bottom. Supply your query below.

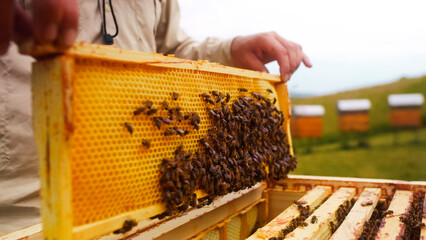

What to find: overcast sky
left=178, top=0, right=426, bottom=96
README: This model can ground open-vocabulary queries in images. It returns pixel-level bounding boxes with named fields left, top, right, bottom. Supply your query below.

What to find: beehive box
left=291, top=105, right=325, bottom=138
left=28, top=43, right=293, bottom=240
left=388, top=94, right=424, bottom=128
left=337, top=99, right=371, bottom=132
left=4, top=176, right=426, bottom=240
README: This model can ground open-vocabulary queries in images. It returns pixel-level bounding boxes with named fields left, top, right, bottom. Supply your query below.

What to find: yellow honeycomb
left=201, top=229, right=220, bottom=240
left=70, top=57, right=279, bottom=226
left=226, top=216, right=242, bottom=239
left=247, top=206, right=259, bottom=233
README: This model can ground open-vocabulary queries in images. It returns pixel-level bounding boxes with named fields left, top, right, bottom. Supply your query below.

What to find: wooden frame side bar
left=32, top=57, right=74, bottom=240
left=247, top=186, right=332, bottom=240
left=330, top=188, right=381, bottom=240
left=375, top=190, right=413, bottom=240
left=285, top=187, right=356, bottom=240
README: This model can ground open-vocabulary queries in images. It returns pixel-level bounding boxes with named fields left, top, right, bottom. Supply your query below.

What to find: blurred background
left=178, top=0, right=426, bottom=181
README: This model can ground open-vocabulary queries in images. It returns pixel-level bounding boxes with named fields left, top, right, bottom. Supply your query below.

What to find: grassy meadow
left=290, top=75, right=426, bottom=181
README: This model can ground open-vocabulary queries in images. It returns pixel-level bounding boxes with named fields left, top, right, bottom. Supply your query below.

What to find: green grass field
left=292, top=128, right=426, bottom=181
left=290, top=75, right=426, bottom=181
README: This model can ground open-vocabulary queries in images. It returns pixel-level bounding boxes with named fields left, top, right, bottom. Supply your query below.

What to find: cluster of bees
left=399, top=192, right=425, bottom=239
left=124, top=92, right=201, bottom=146
left=358, top=201, right=394, bottom=240
left=358, top=192, right=425, bottom=240
left=330, top=200, right=353, bottom=233
left=275, top=201, right=311, bottom=239
left=157, top=87, right=297, bottom=218
left=269, top=199, right=352, bottom=239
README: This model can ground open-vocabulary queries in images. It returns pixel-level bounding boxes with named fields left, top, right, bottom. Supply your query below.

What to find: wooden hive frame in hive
left=29, top=43, right=293, bottom=240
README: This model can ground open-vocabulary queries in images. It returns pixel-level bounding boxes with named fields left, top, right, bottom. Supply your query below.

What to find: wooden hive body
left=291, top=105, right=324, bottom=139
left=388, top=93, right=424, bottom=128
left=338, top=111, right=370, bottom=132
left=5, top=176, right=426, bottom=240
left=291, top=117, right=323, bottom=138
left=337, top=99, right=371, bottom=132
left=390, top=108, right=422, bottom=128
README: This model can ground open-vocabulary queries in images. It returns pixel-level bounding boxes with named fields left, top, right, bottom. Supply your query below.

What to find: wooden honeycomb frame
left=31, top=43, right=292, bottom=240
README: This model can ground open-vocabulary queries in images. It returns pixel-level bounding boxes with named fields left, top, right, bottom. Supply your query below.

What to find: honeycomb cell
left=70, top=58, right=278, bottom=226
left=226, top=216, right=242, bottom=239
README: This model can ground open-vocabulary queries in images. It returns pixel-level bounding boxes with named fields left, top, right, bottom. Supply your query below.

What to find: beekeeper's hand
left=230, top=32, right=312, bottom=82
left=0, top=0, right=79, bottom=55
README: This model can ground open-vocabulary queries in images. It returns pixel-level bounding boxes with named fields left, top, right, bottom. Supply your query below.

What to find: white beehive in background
left=291, top=105, right=325, bottom=138
left=337, top=99, right=371, bottom=132
left=388, top=93, right=424, bottom=128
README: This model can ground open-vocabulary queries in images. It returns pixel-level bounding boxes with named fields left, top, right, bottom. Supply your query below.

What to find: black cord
left=102, top=0, right=119, bottom=45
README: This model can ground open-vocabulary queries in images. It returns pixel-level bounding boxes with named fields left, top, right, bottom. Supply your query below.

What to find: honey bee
left=168, top=109, right=174, bottom=121
left=172, top=92, right=179, bottom=100
left=382, top=210, right=393, bottom=217
left=225, top=93, right=230, bottom=103
left=273, top=97, right=277, bottom=105
left=267, top=89, right=273, bottom=93
left=162, top=101, right=169, bottom=110
left=238, top=87, right=248, bottom=92
left=175, top=128, right=185, bottom=136
left=164, top=128, right=176, bottom=136
left=177, top=203, right=189, bottom=212
left=153, top=117, right=162, bottom=129
left=146, top=108, right=158, bottom=115
left=311, top=215, right=318, bottom=224
left=191, top=113, right=201, bottom=124
left=329, top=221, right=336, bottom=233
left=177, top=112, right=183, bottom=122
left=215, top=94, right=223, bottom=103
left=207, top=99, right=215, bottom=105
left=361, top=200, right=373, bottom=207
left=113, top=219, right=137, bottom=234
left=133, top=106, right=146, bottom=116
left=162, top=180, right=175, bottom=190
left=251, top=92, right=260, bottom=100
left=142, top=140, right=150, bottom=148
left=189, top=193, right=197, bottom=207
left=156, top=209, right=172, bottom=220
left=175, top=144, right=183, bottom=155
left=161, top=117, right=171, bottom=125
left=145, top=100, right=153, bottom=109
left=124, top=122, right=133, bottom=134
left=200, top=93, right=211, bottom=99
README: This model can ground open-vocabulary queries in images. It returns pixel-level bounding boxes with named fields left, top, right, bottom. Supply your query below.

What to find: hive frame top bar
left=30, top=42, right=282, bottom=82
